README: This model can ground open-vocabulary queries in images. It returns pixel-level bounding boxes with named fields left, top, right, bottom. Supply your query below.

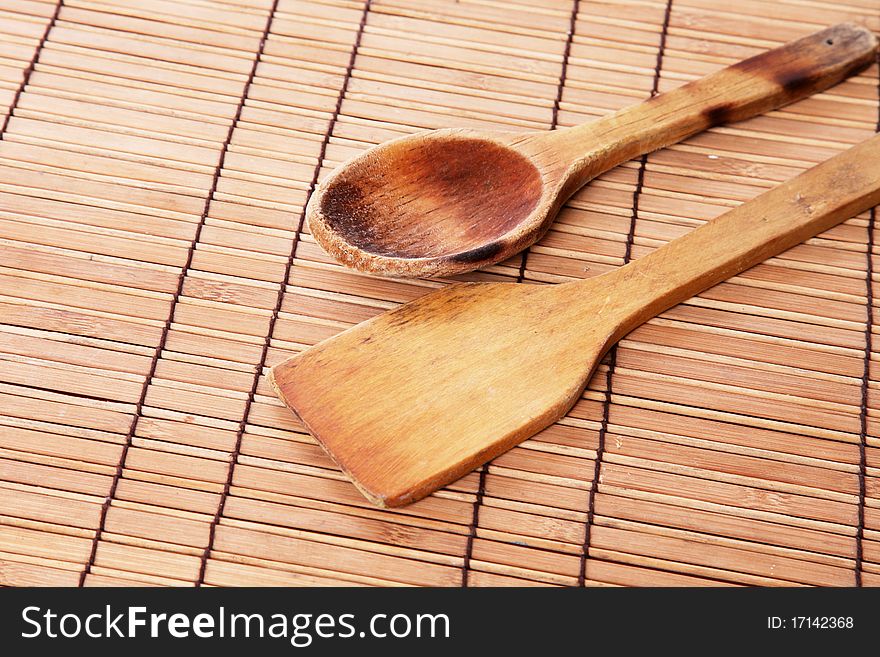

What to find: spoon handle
left=556, top=23, right=876, bottom=187
left=600, top=132, right=880, bottom=339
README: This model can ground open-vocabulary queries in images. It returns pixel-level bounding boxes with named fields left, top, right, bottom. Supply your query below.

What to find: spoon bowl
left=309, top=129, right=550, bottom=275
left=305, top=24, right=877, bottom=278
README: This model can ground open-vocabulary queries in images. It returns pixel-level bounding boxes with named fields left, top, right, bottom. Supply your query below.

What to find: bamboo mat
left=0, top=0, right=879, bottom=588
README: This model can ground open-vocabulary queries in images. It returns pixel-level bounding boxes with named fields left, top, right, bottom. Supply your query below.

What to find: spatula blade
left=270, top=282, right=607, bottom=507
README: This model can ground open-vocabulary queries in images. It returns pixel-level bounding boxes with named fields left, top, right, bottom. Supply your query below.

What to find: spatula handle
left=556, top=23, right=876, bottom=187
left=605, top=132, right=880, bottom=338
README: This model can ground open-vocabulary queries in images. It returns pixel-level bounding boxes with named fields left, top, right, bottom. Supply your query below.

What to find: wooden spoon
left=308, top=23, right=876, bottom=278
left=272, top=132, right=880, bottom=508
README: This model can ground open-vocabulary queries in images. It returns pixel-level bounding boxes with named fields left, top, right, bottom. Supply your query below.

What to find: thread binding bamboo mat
left=0, top=0, right=879, bottom=587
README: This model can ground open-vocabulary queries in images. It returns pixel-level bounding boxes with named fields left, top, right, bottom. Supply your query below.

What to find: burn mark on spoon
left=450, top=241, right=504, bottom=264
left=702, top=102, right=735, bottom=127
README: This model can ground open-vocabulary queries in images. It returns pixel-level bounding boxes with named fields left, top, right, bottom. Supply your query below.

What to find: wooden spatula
left=272, top=133, right=880, bottom=508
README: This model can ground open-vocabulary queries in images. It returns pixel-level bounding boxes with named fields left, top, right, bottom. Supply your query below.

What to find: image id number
left=768, top=616, right=854, bottom=630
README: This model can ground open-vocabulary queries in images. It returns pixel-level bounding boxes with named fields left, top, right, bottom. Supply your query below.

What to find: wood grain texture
left=273, top=132, right=880, bottom=507
left=308, top=23, right=877, bottom=278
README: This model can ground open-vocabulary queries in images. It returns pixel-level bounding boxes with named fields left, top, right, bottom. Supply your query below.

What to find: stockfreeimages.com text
left=21, top=605, right=450, bottom=646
